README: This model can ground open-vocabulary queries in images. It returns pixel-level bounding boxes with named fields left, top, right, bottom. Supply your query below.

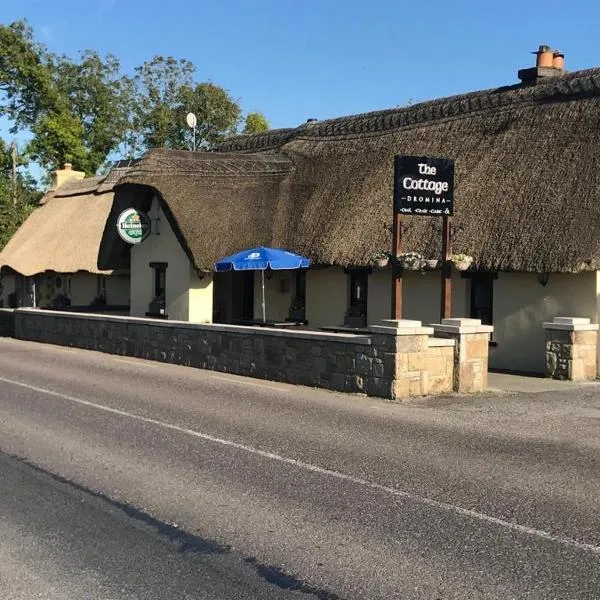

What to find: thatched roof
left=0, top=174, right=118, bottom=277
left=102, top=68, right=600, bottom=273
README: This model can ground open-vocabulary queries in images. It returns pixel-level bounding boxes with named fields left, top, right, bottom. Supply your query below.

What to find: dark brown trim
left=149, top=262, right=168, bottom=269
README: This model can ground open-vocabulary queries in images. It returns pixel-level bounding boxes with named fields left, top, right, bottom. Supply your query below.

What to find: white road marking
left=208, top=374, right=289, bottom=392
left=1, top=374, right=599, bottom=555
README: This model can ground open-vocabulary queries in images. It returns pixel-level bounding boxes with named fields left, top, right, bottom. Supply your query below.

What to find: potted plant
left=371, top=252, right=390, bottom=268
left=395, top=252, right=424, bottom=271
left=451, top=253, right=473, bottom=271
left=424, top=258, right=440, bottom=270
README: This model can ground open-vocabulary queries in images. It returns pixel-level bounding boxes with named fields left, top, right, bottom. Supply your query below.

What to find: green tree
left=0, top=20, right=132, bottom=174
left=0, top=140, right=41, bottom=250
left=130, top=56, right=242, bottom=152
left=243, top=112, right=269, bottom=134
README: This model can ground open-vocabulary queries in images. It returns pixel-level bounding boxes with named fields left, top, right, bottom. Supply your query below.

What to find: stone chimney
left=518, top=44, right=566, bottom=85
left=53, top=162, right=86, bottom=189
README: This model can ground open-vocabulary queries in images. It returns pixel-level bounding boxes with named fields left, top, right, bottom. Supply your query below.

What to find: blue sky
left=3, top=0, right=599, bottom=132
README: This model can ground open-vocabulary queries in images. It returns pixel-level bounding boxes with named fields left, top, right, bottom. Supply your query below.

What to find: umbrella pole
left=261, top=270, right=266, bottom=322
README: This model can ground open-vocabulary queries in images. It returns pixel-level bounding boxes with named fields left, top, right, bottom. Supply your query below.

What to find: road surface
left=1, top=337, right=600, bottom=598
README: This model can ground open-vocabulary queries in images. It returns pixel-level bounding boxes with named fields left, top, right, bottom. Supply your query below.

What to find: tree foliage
left=243, top=112, right=269, bottom=134
left=0, top=21, right=131, bottom=174
left=0, top=140, right=41, bottom=250
left=129, top=56, right=242, bottom=152
left=0, top=18, right=271, bottom=196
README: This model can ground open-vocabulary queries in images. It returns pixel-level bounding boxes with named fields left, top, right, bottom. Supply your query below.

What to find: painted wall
left=253, top=270, right=293, bottom=321
left=69, top=273, right=98, bottom=306
left=130, top=197, right=191, bottom=321
left=305, top=267, right=347, bottom=328
left=490, top=272, right=597, bottom=373
left=367, top=268, right=391, bottom=325
left=403, top=271, right=469, bottom=326
left=189, top=269, right=213, bottom=323
left=106, top=273, right=130, bottom=306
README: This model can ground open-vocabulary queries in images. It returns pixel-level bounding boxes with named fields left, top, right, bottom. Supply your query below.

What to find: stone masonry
left=543, top=317, right=599, bottom=381
left=10, top=310, right=495, bottom=400
left=432, top=318, right=494, bottom=393
left=13, top=309, right=396, bottom=398
left=369, top=320, right=455, bottom=399
left=0, top=308, right=15, bottom=337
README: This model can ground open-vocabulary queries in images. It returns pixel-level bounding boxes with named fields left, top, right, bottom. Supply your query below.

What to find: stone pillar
left=369, top=319, right=433, bottom=399
left=543, top=317, right=599, bottom=381
left=432, top=318, right=493, bottom=393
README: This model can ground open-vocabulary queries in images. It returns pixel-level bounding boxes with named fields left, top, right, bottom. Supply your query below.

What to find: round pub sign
left=116, top=208, right=151, bottom=244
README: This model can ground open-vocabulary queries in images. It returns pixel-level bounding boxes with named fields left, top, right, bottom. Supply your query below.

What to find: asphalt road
left=1, top=337, right=600, bottom=599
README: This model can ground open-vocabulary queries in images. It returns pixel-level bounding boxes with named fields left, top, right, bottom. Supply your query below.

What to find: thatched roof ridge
left=218, top=68, right=600, bottom=152
left=100, top=67, right=600, bottom=273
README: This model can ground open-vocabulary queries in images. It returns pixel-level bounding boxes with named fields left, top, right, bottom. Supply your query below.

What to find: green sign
left=116, top=208, right=151, bottom=244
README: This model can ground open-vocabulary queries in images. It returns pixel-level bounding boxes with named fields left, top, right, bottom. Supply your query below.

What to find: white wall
left=69, top=273, right=98, bottom=306
left=253, top=270, right=293, bottom=321
left=106, top=273, right=130, bottom=306
left=367, top=268, right=391, bottom=325
left=490, top=272, right=597, bottom=373
left=403, top=270, right=469, bottom=325
left=305, top=267, right=347, bottom=328
left=189, top=268, right=213, bottom=323
left=130, top=197, right=191, bottom=321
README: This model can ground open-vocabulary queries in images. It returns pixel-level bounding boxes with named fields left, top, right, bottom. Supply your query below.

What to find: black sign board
left=393, top=155, right=454, bottom=216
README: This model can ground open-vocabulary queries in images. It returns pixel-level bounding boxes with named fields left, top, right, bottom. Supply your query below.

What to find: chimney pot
left=63, top=162, right=72, bottom=170
left=553, top=51, right=565, bottom=70
left=535, top=44, right=554, bottom=68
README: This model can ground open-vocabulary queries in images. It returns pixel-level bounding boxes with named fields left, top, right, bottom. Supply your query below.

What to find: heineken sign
left=116, top=208, right=151, bottom=244
left=394, top=156, right=454, bottom=216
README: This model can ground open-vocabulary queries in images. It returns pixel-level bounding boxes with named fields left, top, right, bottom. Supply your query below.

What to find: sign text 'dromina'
left=393, top=156, right=454, bottom=216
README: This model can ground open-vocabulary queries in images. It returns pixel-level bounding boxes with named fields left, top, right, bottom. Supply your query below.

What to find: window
left=470, top=273, right=495, bottom=326
left=154, top=267, right=166, bottom=299
left=149, top=262, right=167, bottom=316
left=96, top=275, right=107, bottom=299
left=345, top=269, right=369, bottom=326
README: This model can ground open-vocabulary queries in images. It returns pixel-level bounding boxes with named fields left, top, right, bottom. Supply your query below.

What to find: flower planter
left=394, top=252, right=424, bottom=271
left=374, top=257, right=389, bottom=268
left=424, top=259, right=440, bottom=270
left=453, top=260, right=472, bottom=271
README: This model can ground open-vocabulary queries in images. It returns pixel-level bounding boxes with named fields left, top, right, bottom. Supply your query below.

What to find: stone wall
left=11, top=310, right=495, bottom=400
left=13, top=309, right=396, bottom=398
left=0, top=308, right=15, bottom=337
left=544, top=317, right=599, bottom=381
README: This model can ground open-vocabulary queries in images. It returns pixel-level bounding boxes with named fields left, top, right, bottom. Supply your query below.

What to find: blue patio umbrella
left=214, top=246, right=311, bottom=322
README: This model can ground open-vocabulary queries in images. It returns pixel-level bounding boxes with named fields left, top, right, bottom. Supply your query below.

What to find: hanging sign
left=116, top=208, right=151, bottom=244
left=393, top=156, right=454, bottom=216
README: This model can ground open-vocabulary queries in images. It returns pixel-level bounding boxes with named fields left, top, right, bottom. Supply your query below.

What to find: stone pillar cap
left=432, top=318, right=493, bottom=334
left=370, top=319, right=433, bottom=336
left=543, top=316, right=599, bottom=331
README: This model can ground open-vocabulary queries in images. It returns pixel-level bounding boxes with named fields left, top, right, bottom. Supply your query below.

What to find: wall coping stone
left=543, top=317, right=599, bottom=331
left=0, top=308, right=15, bottom=314
left=427, top=337, right=456, bottom=348
left=369, top=319, right=433, bottom=336
left=14, top=308, right=372, bottom=345
left=432, top=322, right=494, bottom=335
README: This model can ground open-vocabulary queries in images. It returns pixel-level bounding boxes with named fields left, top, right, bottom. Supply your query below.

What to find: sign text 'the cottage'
left=393, top=156, right=454, bottom=216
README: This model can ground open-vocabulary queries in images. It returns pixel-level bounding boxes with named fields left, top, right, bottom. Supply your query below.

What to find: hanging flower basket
left=395, top=252, right=424, bottom=271
left=371, top=252, right=390, bottom=268
left=424, top=259, right=440, bottom=270
left=451, top=254, right=473, bottom=271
